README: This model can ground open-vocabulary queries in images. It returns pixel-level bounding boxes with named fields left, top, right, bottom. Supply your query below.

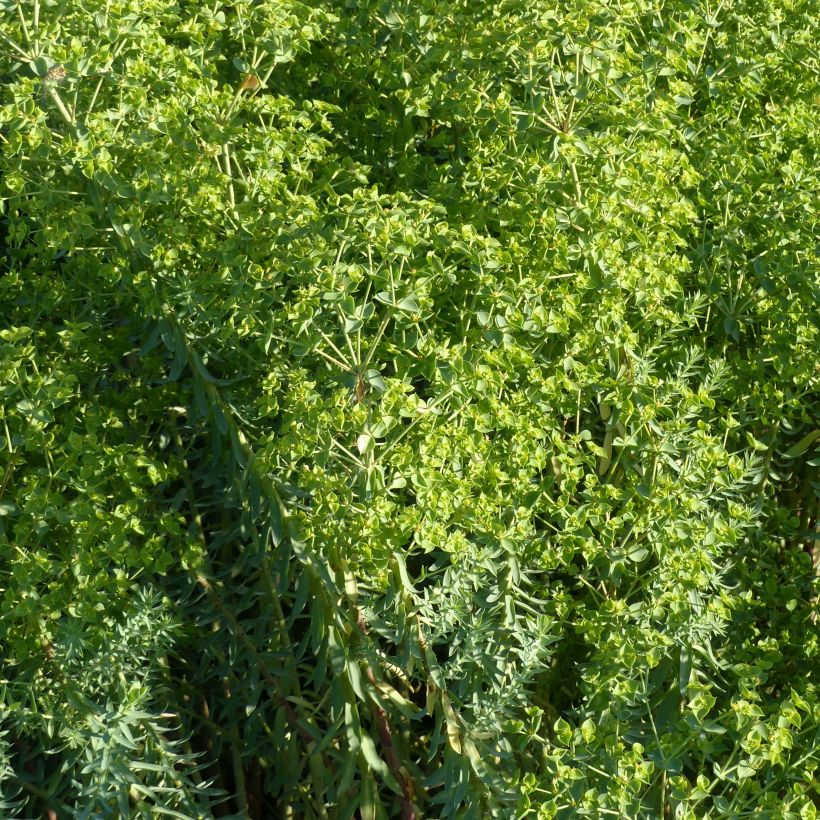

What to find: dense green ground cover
left=1, top=0, right=818, bottom=817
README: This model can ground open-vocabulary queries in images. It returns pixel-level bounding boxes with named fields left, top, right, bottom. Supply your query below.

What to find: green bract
left=0, top=0, right=817, bottom=817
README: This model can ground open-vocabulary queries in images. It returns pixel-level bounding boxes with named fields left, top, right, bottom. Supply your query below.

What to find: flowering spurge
left=0, top=0, right=817, bottom=817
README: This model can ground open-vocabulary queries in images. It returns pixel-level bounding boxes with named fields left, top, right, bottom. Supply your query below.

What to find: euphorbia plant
left=0, top=0, right=817, bottom=817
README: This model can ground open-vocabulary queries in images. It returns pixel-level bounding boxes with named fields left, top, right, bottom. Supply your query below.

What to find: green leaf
left=31, top=56, right=52, bottom=77
left=359, top=733, right=388, bottom=775
left=553, top=718, right=572, bottom=746
left=679, top=646, right=692, bottom=695
left=397, top=296, right=420, bottom=313
left=783, top=429, right=819, bottom=458
left=169, top=327, right=188, bottom=382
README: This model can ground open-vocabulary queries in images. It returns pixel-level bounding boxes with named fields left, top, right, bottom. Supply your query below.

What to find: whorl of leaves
left=0, top=0, right=818, bottom=818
